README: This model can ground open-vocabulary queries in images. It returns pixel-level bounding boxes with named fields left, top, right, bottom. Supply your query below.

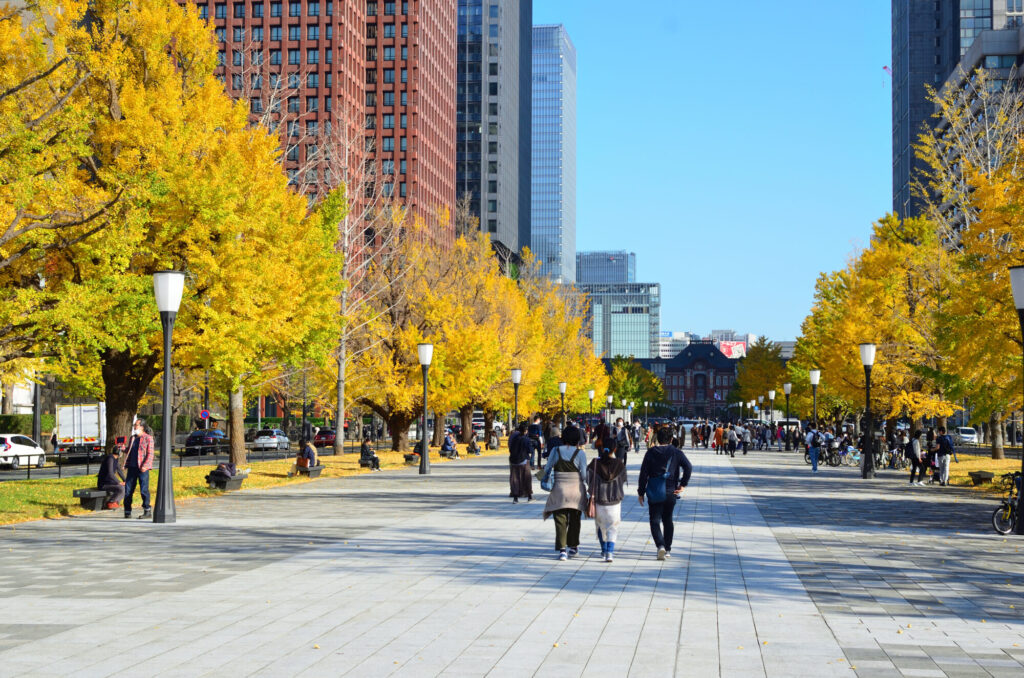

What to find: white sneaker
left=558, top=550, right=568, bottom=561
left=664, top=550, right=672, bottom=558
left=605, top=552, right=614, bottom=563
left=567, top=547, right=578, bottom=559
left=916, top=481, right=924, bottom=486
left=657, top=547, right=667, bottom=561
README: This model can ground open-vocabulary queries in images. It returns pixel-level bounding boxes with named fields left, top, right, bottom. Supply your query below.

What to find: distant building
left=658, top=331, right=696, bottom=359
left=576, top=251, right=635, bottom=284
left=580, top=282, right=660, bottom=359
left=531, top=24, right=576, bottom=282
left=629, top=341, right=737, bottom=419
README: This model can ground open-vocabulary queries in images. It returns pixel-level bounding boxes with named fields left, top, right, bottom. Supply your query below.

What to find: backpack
left=812, top=431, right=823, bottom=448
left=616, top=428, right=631, bottom=451
left=645, top=449, right=673, bottom=503
left=937, top=434, right=953, bottom=456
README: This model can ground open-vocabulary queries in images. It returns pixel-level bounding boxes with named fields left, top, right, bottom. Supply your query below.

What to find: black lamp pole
left=862, top=365, right=875, bottom=479
left=785, top=394, right=791, bottom=450
left=1016, top=306, right=1024, bottom=534
left=420, top=363, right=430, bottom=475
left=154, top=310, right=177, bottom=523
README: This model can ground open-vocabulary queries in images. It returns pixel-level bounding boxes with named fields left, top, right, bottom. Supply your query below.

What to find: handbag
left=586, top=463, right=597, bottom=519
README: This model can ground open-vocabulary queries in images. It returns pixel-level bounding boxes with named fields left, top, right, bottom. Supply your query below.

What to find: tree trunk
left=936, top=414, right=948, bottom=430
left=227, top=385, right=246, bottom=465
left=101, top=348, right=159, bottom=453
left=388, top=411, right=413, bottom=452
left=991, top=410, right=1005, bottom=460
left=459, top=404, right=474, bottom=443
left=1, top=382, right=13, bottom=414
left=484, top=409, right=495, bottom=449
left=432, top=410, right=444, bottom=446
left=981, top=421, right=989, bottom=445
left=279, top=393, right=291, bottom=435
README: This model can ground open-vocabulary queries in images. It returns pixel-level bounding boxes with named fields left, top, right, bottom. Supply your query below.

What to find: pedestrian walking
left=123, top=419, right=154, bottom=519
left=727, top=424, right=738, bottom=458
left=805, top=423, right=821, bottom=473
left=638, top=427, right=692, bottom=560
left=528, top=415, right=545, bottom=469
left=542, top=426, right=588, bottom=560
left=936, top=426, right=954, bottom=486
left=508, top=422, right=534, bottom=503
left=586, top=446, right=626, bottom=562
left=741, top=424, right=751, bottom=454
left=713, top=424, right=724, bottom=455
left=907, top=429, right=924, bottom=485
left=690, top=423, right=700, bottom=448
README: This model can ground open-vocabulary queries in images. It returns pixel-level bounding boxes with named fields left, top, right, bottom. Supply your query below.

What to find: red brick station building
left=627, top=341, right=739, bottom=419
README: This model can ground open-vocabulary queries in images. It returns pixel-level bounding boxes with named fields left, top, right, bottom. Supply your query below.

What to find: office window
left=400, top=182, right=406, bottom=197
left=289, top=1, right=300, bottom=16
left=216, top=50, right=225, bottom=65
left=325, top=49, right=332, bottom=63
left=288, top=97, right=299, bottom=112
left=400, top=91, right=406, bottom=105
left=489, top=24, right=497, bottom=38
left=307, top=73, right=319, bottom=88
left=250, top=98, right=263, bottom=113
left=366, top=68, right=376, bottom=84
left=367, top=23, right=377, bottom=38
left=402, top=23, right=407, bottom=37
left=288, top=72, right=300, bottom=88
left=401, top=46, right=407, bottom=60
left=365, top=137, right=375, bottom=152
left=384, top=1, right=395, bottom=15
left=287, top=146, right=298, bottom=161
left=367, top=1, right=377, bottom=15
left=400, top=114, right=406, bottom=129
left=399, top=159, right=406, bottom=174
left=251, top=74, right=262, bottom=89
left=489, top=4, right=498, bottom=17
left=489, top=82, right=497, bottom=95
left=233, top=27, right=245, bottom=41
left=306, top=120, right=318, bottom=135
left=366, top=92, right=376, bottom=106
left=383, top=68, right=394, bottom=83
left=382, top=136, right=394, bottom=151
left=251, top=27, right=263, bottom=42
left=252, top=2, right=263, bottom=17
left=270, top=25, right=281, bottom=41
left=383, top=91, right=394, bottom=105
left=289, top=25, right=300, bottom=40
left=401, top=68, right=407, bottom=83
left=366, top=46, right=377, bottom=61
left=233, top=49, right=243, bottom=66
left=233, top=2, right=244, bottom=17
left=326, top=25, right=332, bottom=39
left=384, top=46, right=395, bottom=61
left=383, top=23, right=395, bottom=37
left=365, top=115, right=376, bottom=129
left=305, top=166, right=317, bottom=182
left=488, top=200, right=497, bottom=213
left=215, top=27, right=226, bottom=41
left=383, top=114, right=394, bottom=129
left=488, top=141, right=497, bottom=154
left=489, top=43, right=498, bottom=56
left=307, top=49, right=319, bottom=64
left=232, top=74, right=243, bottom=89
left=402, top=0, right=408, bottom=13
left=288, top=49, right=299, bottom=64
left=286, top=169, right=297, bottom=185
left=488, top=122, right=498, bottom=134
left=271, top=1, right=281, bottom=16
left=306, top=96, right=318, bottom=111
left=308, top=1, right=319, bottom=15
left=287, top=121, right=299, bottom=137
left=327, top=1, right=333, bottom=15
left=198, top=5, right=209, bottom=20
left=215, top=3, right=226, bottom=19
left=382, top=183, right=393, bottom=197
left=307, top=25, right=319, bottom=40
left=489, top=63, right=497, bottom=76
left=382, top=160, right=394, bottom=174
left=270, top=49, right=281, bottom=64
left=487, top=219, right=496, bottom=233
left=400, top=137, right=407, bottom=151
left=488, top=180, right=497, bottom=192
left=325, top=73, right=331, bottom=88
left=488, top=161, right=497, bottom=173
left=325, top=97, right=331, bottom=111
left=269, top=73, right=279, bottom=88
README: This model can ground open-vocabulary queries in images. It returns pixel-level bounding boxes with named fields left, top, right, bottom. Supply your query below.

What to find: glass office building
left=576, top=251, right=636, bottom=284
left=531, top=25, right=576, bottom=282
left=579, top=283, right=660, bottom=359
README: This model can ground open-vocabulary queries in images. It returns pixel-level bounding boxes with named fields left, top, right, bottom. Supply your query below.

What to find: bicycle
left=992, top=472, right=1022, bottom=535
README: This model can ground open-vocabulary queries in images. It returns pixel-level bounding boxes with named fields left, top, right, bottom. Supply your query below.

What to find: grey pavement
left=0, top=444, right=1021, bottom=677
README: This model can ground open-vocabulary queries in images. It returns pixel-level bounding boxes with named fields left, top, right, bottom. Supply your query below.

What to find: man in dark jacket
left=97, top=447, right=125, bottom=510
left=508, top=422, right=534, bottom=502
left=638, top=426, right=693, bottom=561
left=528, top=416, right=544, bottom=468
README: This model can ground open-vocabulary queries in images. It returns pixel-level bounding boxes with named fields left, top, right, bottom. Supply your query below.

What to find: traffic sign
left=200, top=409, right=210, bottom=420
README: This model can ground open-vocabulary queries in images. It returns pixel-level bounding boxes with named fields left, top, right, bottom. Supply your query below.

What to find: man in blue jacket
left=638, top=427, right=693, bottom=561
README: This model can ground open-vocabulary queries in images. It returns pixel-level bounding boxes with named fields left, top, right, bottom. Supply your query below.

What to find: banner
left=718, top=340, right=747, bottom=359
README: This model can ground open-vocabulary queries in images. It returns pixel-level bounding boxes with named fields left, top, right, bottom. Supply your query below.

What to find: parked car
left=184, top=429, right=229, bottom=455
left=0, top=434, right=45, bottom=469
left=955, top=426, right=978, bottom=444
left=252, top=429, right=290, bottom=451
left=312, top=428, right=336, bottom=448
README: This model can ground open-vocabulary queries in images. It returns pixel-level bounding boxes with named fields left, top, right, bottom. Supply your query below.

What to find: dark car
left=313, top=428, right=336, bottom=448
left=184, top=429, right=228, bottom=455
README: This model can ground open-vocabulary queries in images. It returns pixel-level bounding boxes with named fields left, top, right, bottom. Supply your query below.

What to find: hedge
left=0, top=414, right=56, bottom=438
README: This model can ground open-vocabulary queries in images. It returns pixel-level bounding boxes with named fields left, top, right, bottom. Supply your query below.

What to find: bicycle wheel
left=992, top=503, right=1015, bottom=535
left=804, top=451, right=811, bottom=465
left=827, top=451, right=839, bottom=467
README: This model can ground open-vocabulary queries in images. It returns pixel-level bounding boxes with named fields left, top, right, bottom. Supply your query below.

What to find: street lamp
left=1008, top=265, right=1024, bottom=533
left=558, top=381, right=567, bottom=426
left=768, top=390, right=775, bottom=429
left=152, top=270, right=185, bottom=524
left=629, top=401, right=635, bottom=424
left=859, top=343, right=876, bottom=479
left=809, top=369, right=821, bottom=427
left=511, top=368, right=522, bottom=427
left=757, top=395, right=764, bottom=422
left=588, top=389, right=595, bottom=427
left=418, top=343, right=433, bottom=475
left=644, top=400, right=649, bottom=425
left=783, top=383, right=792, bottom=450
left=606, top=394, right=613, bottom=421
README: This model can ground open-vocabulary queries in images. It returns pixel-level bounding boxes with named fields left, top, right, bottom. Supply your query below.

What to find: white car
left=252, top=428, right=290, bottom=451
left=955, top=427, right=978, bottom=444
left=0, top=434, right=46, bottom=469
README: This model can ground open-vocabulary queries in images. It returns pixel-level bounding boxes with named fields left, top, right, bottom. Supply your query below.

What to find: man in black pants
left=638, top=427, right=693, bottom=561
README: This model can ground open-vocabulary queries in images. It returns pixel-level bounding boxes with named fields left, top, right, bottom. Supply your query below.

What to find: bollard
left=58, top=449, right=62, bottom=479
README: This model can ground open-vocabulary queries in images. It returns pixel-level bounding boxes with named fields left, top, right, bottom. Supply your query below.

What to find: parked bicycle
left=992, top=471, right=1022, bottom=535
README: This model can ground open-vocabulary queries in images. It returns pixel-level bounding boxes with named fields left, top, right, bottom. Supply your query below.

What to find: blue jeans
left=124, top=468, right=150, bottom=513
left=809, top=446, right=820, bottom=472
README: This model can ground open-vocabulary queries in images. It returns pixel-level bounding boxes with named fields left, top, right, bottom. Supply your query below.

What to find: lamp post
left=606, top=394, right=613, bottom=422
left=418, top=343, right=433, bottom=475
left=629, top=401, right=635, bottom=425
left=588, top=389, right=595, bottom=428
left=859, top=343, right=876, bottom=479
left=644, top=401, right=649, bottom=426
left=152, top=270, right=185, bottom=524
left=809, top=369, right=821, bottom=427
left=783, top=383, right=792, bottom=450
left=558, top=381, right=567, bottom=426
left=1008, top=265, right=1024, bottom=533
left=511, top=368, right=522, bottom=427
left=758, top=395, right=764, bottom=422
left=768, top=390, right=775, bottom=428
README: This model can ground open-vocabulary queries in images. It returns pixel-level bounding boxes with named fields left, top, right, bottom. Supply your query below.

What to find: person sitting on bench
left=440, top=431, right=459, bottom=459
left=288, top=438, right=318, bottom=476
left=360, top=436, right=380, bottom=470
left=206, top=462, right=237, bottom=485
left=467, top=432, right=481, bottom=456
left=97, top=446, right=126, bottom=510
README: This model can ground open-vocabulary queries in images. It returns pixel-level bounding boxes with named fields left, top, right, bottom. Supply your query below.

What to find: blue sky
left=532, top=0, right=892, bottom=341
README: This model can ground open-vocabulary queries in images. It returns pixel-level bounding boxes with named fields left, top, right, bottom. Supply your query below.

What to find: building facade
left=576, top=251, right=636, bottom=284
left=891, top=1, right=1011, bottom=218
left=634, top=342, right=737, bottom=419
left=579, top=282, right=660, bottom=359
left=531, top=24, right=576, bottom=282
left=186, top=0, right=455, bottom=239
left=456, top=0, right=531, bottom=253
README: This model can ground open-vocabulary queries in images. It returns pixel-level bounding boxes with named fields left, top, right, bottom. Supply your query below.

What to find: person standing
left=907, top=429, right=924, bottom=485
left=123, top=419, right=154, bottom=519
left=586, top=446, right=626, bottom=562
left=638, top=427, right=693, bottom=560
left=528, top=415, right=545, bottom=469
left=805, top=423, right=821, bottom=473
left=542, top=426, right=588, bottom=560
left=936, top=426, right=954, bottom=486
left=741, top=424, right=751, bottom=455
left=508, top=422, right=534, bottom=503
left=726, top=424, right=738, bottom=458
left=614, top=417, right=631, bottom=465
left=713, top=423, right=724, bottom=455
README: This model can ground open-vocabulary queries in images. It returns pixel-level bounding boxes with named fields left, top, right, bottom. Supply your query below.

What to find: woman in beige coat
left=541, top=426, right=588, bottom=561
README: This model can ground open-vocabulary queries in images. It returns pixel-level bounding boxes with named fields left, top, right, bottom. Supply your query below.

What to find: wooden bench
left=968, top=471, right=995, bottom=486
left=72, top=488, right=108, bottom=511
left=403, top=453, right=419, bottom=464
left=208, top=470, right=248, bottom=491
left=297, top=464, right=324, bottom=478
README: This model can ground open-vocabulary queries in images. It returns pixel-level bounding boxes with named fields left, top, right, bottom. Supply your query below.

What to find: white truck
left=55, top=403, right=107, bottom=458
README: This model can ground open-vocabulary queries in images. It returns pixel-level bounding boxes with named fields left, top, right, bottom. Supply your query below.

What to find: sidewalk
left=0, top=446, right=1022, bottom=677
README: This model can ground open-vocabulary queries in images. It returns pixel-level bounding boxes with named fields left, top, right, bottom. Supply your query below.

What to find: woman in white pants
left=586, top=446, right=627, bottom=562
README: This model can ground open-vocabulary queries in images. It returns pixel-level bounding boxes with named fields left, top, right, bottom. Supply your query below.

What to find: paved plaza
left=1, top=445, right=1023, bottom=677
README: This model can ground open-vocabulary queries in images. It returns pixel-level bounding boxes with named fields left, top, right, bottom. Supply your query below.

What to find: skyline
left=533, top=0, right=892, bottom=340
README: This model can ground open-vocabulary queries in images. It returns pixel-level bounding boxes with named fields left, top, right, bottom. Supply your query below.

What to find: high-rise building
left=456, top=0, right=532, bottom=253
left=576, top=251, right=636, bottom=284
left=185, top=0, right=456, bottom=239
left=531, top=24, right=576, bottom=282
left=578, top=282, right=660, bottom=359
left=892, top=1, right=1005, bottom=218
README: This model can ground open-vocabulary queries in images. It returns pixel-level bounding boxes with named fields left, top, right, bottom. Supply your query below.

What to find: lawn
left=0, top=446, right=501, bottom=525
left=945, top=453, right=1023, bottom=495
